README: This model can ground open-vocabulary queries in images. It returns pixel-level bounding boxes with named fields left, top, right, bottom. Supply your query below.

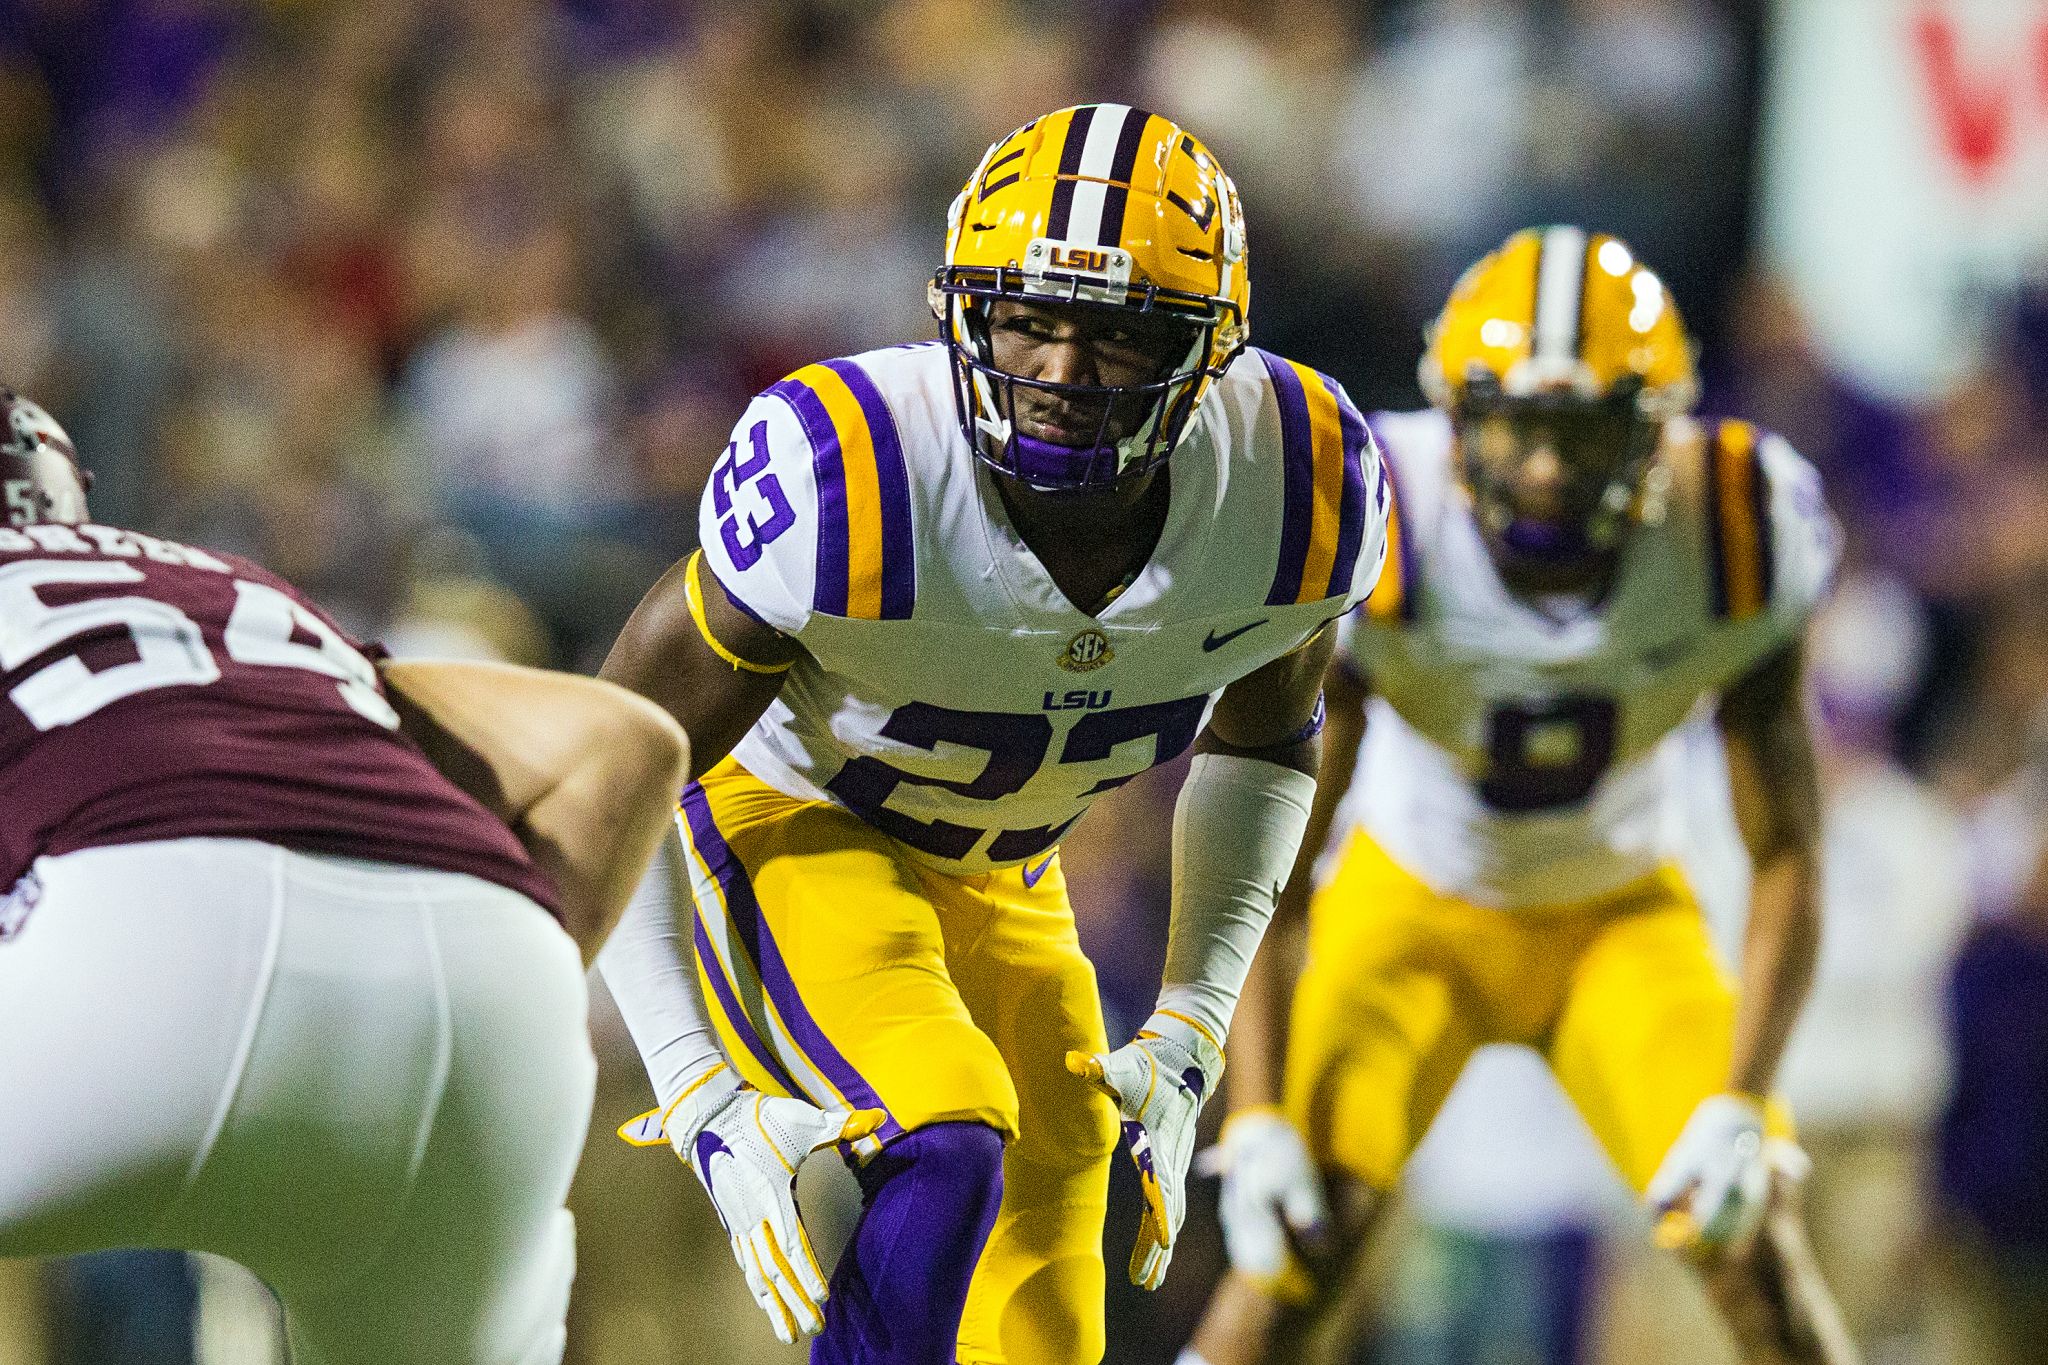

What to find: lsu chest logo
left=1058, top=628, right=1113, bottom=672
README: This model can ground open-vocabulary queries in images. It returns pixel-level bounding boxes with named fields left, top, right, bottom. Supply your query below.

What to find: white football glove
left=1195, top=1107, right=1330, bottom=1297
left=1647, top=1092, right=1800, bottom=1259
left=1066, top=1011, right=1224, bottom=1291
left=622, top=1064, right=884, bottom=1343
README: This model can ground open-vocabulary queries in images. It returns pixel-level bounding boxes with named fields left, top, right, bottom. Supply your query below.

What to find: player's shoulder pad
left=1694, top=417, right=1842, bottom=632
left=698, top=355, right=918, bottom=635
left=1246, top=348, right=1390, bottom=614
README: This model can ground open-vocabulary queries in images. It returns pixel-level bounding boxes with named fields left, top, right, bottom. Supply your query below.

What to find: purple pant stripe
left=770, top=376, right=850, bottom=617
left=690, top=913, right=809, bottom=1099
left=678, top=784, right=901, bottom=1137
left=1257, top=348, right=1315, bottom=606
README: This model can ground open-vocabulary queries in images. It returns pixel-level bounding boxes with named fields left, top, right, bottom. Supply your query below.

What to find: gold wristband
left=685, top=550, right=793, bottom=675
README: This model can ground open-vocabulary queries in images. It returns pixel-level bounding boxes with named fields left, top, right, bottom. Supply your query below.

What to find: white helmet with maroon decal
left=1, top=389, right=89, bottom=526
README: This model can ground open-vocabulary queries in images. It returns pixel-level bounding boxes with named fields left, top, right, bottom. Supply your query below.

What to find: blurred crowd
left=0, top=0, right=2044, bottom=1363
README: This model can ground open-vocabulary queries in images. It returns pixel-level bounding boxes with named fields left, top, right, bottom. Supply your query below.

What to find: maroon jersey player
left=0, top=390, right=688, bottom=1365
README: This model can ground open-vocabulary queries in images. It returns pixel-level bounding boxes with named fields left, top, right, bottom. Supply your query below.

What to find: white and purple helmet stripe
left=1045, top=104, right=1153, bottom=248
left=1531, top=225, right=1589, bottom=368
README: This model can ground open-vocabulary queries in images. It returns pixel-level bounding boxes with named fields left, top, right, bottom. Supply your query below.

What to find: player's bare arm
left=1695, top=640, right=1859, bottom=1364
left=1198, top=619, right=1338, bottom=775
left=380, top=659, right=689, bottom=961
left=600, top=550, right=798, bottom=778
left=1718, top=639, right=1825, bottom=1098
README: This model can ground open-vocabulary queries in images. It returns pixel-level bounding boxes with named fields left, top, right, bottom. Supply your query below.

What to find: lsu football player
left=1182, top=229, right=1862, bottom=1365
left=595, top=105, right=1388, bottom=1364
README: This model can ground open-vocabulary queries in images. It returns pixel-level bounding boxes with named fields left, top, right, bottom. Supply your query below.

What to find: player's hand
left=1647, top=1092, right=1779, bottom=1260
left=1195, top=1106, right=1330, bottom=1298
left=1066, top=1011, right=1224, bottom=1291
left=621, top=1064, right=885, bottom=1343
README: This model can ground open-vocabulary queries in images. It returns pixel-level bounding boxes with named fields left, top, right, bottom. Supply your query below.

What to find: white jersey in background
left=1333, top=407, right=1840, bottom=909
left=699, top=340, right=1389, bottom=874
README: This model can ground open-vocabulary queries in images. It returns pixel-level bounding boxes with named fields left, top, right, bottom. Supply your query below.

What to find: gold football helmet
left=931, top=104, right=1249, bottom=490
left=1420, top=227, right=1699, bottom=563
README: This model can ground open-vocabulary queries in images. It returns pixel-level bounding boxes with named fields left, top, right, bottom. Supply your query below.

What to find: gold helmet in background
left=1420, top=227, right=1698, bottom=562
left=1421, top=226, right=1698, bottom=417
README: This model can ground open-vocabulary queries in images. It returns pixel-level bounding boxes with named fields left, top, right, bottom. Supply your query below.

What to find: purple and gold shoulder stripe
left=770, top=360, right=916, bottom=621
left=1704, top=418, right=1775, bottom=623
left=1258, top=349, right=1374, bottom=607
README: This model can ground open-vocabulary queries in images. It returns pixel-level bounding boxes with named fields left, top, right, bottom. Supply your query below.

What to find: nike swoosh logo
left=1021, top=852, right=1057, bottom=888
left=1202, top=619, right=1268, bottom=652
left=693, top=1129, right=733, bottom=1188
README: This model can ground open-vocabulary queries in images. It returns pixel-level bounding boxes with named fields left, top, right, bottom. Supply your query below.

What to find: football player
left=595, top=104, right=1389, bottom=1364
left=1183, top=229, right=1861, bottom=1365
left=0, top=390, right=689, bottom=1365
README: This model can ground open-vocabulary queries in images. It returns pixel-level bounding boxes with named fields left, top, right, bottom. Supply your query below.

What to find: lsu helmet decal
left=1420, top=227, right=1699, bottom=563
left=0, top=389, right=89, bottom=527
left=931, top=104, right=1249, bottom=491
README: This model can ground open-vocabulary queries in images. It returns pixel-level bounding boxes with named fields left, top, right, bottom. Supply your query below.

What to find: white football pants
left=0, top=837, right=596, bottom=1365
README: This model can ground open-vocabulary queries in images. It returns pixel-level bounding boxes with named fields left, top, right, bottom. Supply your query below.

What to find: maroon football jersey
left=0, top=521, right=560, bottom=914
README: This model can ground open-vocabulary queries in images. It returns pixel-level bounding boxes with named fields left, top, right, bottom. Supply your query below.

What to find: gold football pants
left=1287, top=830, right=1742, bottom=1194
left=679, top=757, right=1118, bottom=1365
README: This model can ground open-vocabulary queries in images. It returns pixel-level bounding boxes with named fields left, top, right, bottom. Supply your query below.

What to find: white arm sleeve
left=1154, top=752, right=1318, bottom=1046
left=596, top=821, right=729, bottom=1109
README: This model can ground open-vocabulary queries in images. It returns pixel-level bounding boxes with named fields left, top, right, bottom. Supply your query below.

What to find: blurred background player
left=1184, top=228, right=1858, bottom=1365
left=0, top=390, right=689, bottom=1365
left=593, top=104, right=1386, bottom=1364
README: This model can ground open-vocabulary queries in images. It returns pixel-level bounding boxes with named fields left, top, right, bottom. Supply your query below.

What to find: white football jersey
left=1333, top=407, right=1840, bottom=909
left=698, top=341, right=1389, bottom=873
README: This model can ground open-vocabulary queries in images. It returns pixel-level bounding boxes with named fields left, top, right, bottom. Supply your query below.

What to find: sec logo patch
left=1058, top=628, right=1113, bottom=672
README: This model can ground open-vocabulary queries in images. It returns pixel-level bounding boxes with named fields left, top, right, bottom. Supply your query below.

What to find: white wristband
left=1158, top=752, right=1317, bottom=1045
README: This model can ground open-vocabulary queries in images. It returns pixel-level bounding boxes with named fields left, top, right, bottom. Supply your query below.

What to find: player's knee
left=1050, top=1064, right=1121, bottom=1166
left=857, top=1119, right=1007, bottom=1221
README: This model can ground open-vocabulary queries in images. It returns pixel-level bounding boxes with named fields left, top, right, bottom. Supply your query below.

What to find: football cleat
left=930, top=104, right=1249, bottom=492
